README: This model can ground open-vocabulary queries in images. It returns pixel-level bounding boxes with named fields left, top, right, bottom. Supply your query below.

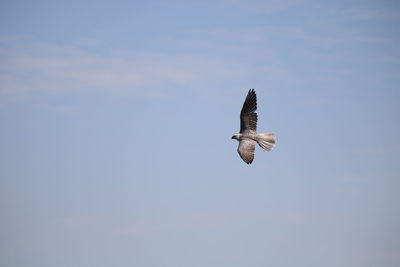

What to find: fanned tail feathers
left=258, top=132, right=276, bottom=151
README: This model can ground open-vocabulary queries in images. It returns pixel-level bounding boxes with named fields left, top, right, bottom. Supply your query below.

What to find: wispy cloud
left=336, top=6, right=400, bottom=21
left=0, top=35, right=296, bottom=101
left=0, top=38, right=203, bottom=95
left=1, top=35, right=284, bottom=99
left=223, top=0, right=306, bottom=13
left=1, top=9, right=398, bottom=100
left=354, top=143, right=400, bottom=157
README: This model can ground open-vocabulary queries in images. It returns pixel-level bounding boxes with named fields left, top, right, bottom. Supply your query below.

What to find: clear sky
left=1, top=1, right=399, bottom=266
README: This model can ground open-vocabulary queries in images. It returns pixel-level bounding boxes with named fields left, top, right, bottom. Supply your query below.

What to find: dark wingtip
left=242, top=88, right=257, bottom=113
left=248, top=88, right=256, bottom=99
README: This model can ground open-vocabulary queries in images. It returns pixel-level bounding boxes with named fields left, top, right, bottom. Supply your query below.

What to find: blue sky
left=1, top=0, right=399, bottom=266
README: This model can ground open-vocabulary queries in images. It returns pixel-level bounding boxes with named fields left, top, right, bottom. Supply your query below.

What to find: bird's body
left=232, top=132, right=267, bottom=143
left=232, top=89, right=276, bottom=164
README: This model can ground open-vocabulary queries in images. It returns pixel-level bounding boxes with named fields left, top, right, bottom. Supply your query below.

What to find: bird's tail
left=257, top=132, right=276, bottom=151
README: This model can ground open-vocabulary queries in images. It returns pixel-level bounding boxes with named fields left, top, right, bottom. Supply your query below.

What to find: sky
left=0, top=0, right=399, bottom=266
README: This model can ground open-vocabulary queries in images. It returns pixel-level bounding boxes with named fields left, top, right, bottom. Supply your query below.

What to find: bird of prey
left=232, top=89, right=276, bottom=164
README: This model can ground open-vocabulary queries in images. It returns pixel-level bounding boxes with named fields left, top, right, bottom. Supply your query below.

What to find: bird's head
left=231, top=133, right=240, bottom=140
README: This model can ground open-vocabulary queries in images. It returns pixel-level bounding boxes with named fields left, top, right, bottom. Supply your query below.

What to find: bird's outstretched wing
left=240, top=89, right=257, bottom=133
left=237, top=139, right=256, bottom=164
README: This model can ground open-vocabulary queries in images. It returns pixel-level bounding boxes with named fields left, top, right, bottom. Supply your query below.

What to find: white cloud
left=1, top=36, right=283, bottom=100
left=0, top=35, right=295, bottom=101
left=0, top=39, right=204, bottom=95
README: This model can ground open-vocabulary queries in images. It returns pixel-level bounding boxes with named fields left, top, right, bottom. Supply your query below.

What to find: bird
left=232, top=89, right=276, bottom=164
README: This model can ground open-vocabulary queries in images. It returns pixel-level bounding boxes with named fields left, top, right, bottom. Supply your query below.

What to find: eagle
left=232, top=89, right=276, bottom=164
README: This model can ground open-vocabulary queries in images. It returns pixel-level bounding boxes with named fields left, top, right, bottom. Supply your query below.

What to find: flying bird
left=232, top=89, right=276, bottom=164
